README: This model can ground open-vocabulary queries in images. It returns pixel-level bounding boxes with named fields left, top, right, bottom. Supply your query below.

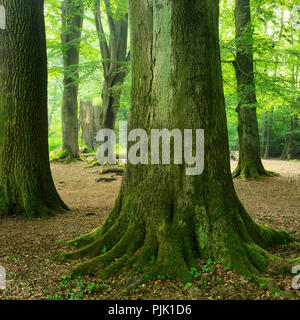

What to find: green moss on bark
left=58, top=0, right=299, bottom=282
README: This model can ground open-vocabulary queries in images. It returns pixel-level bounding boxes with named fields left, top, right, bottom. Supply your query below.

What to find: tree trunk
left=263, top=108, right=273, bottom=159
left=61, top=0, right=83, bottom=159
left=59, top=0, right=294, bottom=281
left=232, top=0, right=270, bottom=179
left=281, top=111, right=297, bottom=160
left=94, top=0, right=129, bottom=131
left=260, top=111, right=266, bottom=156
left=48, top=77, right=62, bottom=131
left=0, top=0, right=68, bottom=218
left=80, top=101, right=96, bottom=150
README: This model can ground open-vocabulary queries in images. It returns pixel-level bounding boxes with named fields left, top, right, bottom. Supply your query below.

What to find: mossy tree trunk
left=94, top=0, right=129, bottom=131
left=232, top=0, right=270, bottom=179
left=61, top=0, right=84, bottom=159
left=0, top=0, right=68, bottom=218
left=60, top=0, right=295, bottom=281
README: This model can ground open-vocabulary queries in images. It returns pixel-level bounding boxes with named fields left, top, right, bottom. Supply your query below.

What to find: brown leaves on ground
left=0, top=159, right=299, bottom=300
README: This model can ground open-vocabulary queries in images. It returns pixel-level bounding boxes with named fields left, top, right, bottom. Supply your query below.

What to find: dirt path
left=0, top=159, right=299, bottom=300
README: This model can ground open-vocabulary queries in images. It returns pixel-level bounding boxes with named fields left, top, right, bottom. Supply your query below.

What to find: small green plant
left=135, top=267, right=143, bottom=275
left=185, top=282, right=193, bottom=288
left=201, top=265, right=215, bottom=272
left=87, top=283, right=96, bottom=293
left=54, top=292, right=62, bottom=300
left=198, top=281, right=207, bottom=287
left=150, top=255, right=156, bottom=265
left=189, top=267, right=200, bottom=278
left=274, top=292, right=281, bottom=297
left=21, top=282, right=29, bottom=287
left=7, top=254, right=21, bottom=262
left=100, top=282, right=108, bottom=289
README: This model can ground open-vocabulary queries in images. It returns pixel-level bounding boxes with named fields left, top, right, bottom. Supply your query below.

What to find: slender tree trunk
left=48, top=77, right=62, bottom=130
left=80, top=101, right=96, bottom=150
left=263, top=108, right=273, bottom=159
left=264, top=11, right=284, bottom=160
left=281, top=21, right=299, bottom=160
left=281, top=109, right=297, bottom=160
left=233, top=0, right=270, bottom=179
left=61, top=0, right=83, bottom=158
left=0, top=0, right=68, bottom=218
left=95, top=0, right=129, bottom=131
left=260, top=111, right=267, bottom=156
left=59, top=0, right=293, bottom=281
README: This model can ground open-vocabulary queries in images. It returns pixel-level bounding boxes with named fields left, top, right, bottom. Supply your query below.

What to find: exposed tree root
left=0, top=179, right=69, bottom=218
left=100, top=167, right=125, bottom=175
left=233, top=163, right=279, bottom=180
left=49, top=147, right=80, bottom=163
left=58, top=188, right=298, bottom=283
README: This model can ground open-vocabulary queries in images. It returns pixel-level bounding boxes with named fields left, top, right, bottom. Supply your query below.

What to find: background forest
left=46, top=0, right=300, bottom=159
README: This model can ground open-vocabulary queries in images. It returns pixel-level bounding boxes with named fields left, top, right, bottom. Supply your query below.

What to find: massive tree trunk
left=59, top=0, right=295, bottom=281
left=0, top=0, right=68, bottom=218
left=232, top=0, right=270, bottom=179
left=61, top=0, right=83, bottom=159
left=94, top=0, right=129, bottom=131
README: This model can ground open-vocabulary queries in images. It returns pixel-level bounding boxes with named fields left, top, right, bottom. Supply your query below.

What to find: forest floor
left=0, top=159, right=300, bottom=300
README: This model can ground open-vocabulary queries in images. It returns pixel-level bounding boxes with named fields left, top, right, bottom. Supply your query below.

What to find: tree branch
left=95, top=0, right=110, bottom=77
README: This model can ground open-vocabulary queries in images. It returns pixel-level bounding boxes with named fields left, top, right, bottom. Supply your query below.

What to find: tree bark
left=263, top=11, right=284, bottom=160
left=232, top=0, right=270, bottom=179
left=48, top=77, right=62, bottom=131
left=61, top=0, right=84, bottom=159
left=281, top=107, right=297, bottom=160
left=0, top=0, right=68, bottom=218
left=94, top=0, right=129, bottom=131
left=80, top=101, right=96, bottom=150
left=263, top=108, right=273, bottom=159
left=260, top=111, right=266, bottom=156
left=281, top=21, right=298, bottom=161
left=59, top=0, right=294, bottom=281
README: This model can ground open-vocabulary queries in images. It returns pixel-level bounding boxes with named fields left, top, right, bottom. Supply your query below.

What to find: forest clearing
left=0, top=159, right=300, bottom=300
left=0, top=0, right=300, bottom=306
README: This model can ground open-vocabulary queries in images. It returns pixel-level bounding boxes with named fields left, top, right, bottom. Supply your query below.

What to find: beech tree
left=61, top=0, right=84, bottom=159
left=94, top=0, right=129, bottom=131
left=0, top=0, right=67, bottom=218
left=60, top=0, right=296, bottom=281
left=232, top=0, right=273, bottom=179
